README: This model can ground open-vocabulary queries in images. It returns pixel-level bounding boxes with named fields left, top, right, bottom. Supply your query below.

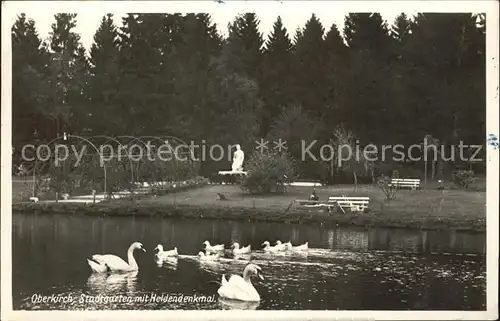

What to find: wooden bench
left=293, top=199, right=335, bottom=210
left=390, top=178, right=421, bottom=190
left=293, top=196, right=370, bottom=213
left=328, top=196, right=370, bottom=213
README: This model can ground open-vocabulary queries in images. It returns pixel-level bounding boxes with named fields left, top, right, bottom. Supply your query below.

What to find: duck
left=217, top=263, right=264, bottom=302
left=275, top=240, right=292, bottom=251
left=198, top=251, right=220, bottom=261
left=87, top=242, right=146, bottom=273
left=203, top=240, right=225, bottom=253
left=261, top=241, right=282, bottom=252
left=291, top=242, right=309, bottom=251
left=232, top=242, right=251, bottom=255
left=154, top=244, right=178, bottom=259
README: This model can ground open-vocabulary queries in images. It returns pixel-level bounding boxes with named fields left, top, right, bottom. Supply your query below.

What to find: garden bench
left=293, top=199, right=334, bottom=210
left=328, top=196, right=370, bottom=213
left=390, top=178, right=421, bottom=190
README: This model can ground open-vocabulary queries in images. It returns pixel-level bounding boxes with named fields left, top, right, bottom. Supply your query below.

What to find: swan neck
left=127, top=247, right=138, bottom=270
left=243, top=267, right=252, bottom=283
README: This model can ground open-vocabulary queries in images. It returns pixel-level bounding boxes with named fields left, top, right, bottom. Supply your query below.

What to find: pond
left=12, top=212, right=486, bottom=310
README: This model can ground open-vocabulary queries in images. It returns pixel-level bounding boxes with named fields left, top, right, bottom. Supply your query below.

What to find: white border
left=1, top=1, right=498, bottom=320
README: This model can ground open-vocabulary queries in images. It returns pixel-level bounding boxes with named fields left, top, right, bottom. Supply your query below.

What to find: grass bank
left=12, top=184, right=486, bottom=232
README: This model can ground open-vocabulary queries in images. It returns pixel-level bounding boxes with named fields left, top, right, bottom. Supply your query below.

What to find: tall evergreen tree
left=168, top=13, right=223, bottom=140
left=11, top=14, right=50, bottom=149
left=292, top=14, right=327, bottom=117
left=407, top=13, right=485, bottom=144
left=227, top=13, right=264, bottom=81
left=260, top=16, right=294, bottom=135
left=391, top=13, right=412, bottom=43
left=388, top=13, right=415, bottom=144
left=88, top=14, right=122, bottom=135
left=342, top=13, right=393, bottom=142
left=11, top=12, right=487, bottom=179
left=47, top=13, right=83, bottom=136
left=63, top=45, right=91, bottom=134
left=323, top=23, right=348, bottom=130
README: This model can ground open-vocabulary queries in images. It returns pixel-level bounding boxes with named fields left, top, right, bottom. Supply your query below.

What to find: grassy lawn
left=134, top=183, right=486, bottom=219
left=12, top=179, right=486, bottom=232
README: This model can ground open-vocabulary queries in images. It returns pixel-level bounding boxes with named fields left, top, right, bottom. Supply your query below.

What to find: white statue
left=231, top=144, right=244, bottom=172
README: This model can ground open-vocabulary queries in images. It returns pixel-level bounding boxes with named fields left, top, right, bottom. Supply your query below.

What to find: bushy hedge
left=452, top=169, right=477, bottom=189
left=241, top=151, right=296, bottom=194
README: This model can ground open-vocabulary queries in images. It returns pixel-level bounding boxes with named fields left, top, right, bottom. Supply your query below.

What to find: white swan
left=154, top=244, right=178, bottom=259
left=198, top=251, right=220, bottom=261
left=232, top=242, right=251, bottom=255
left=218, top=263, right=264, bottom=302
left=203, top=241, right=225, bottom=252
left=261, top=241, right=282, bottom=252
left=87, top=242, right=146, bottom=273
left=291, top=242, right=309, bottom=251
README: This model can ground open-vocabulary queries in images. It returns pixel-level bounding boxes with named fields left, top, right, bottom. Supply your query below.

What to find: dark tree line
left=12, top=12, right=485, bottom=178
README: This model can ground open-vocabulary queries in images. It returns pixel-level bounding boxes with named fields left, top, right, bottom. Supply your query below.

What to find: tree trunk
left=353, top=172, right=358, bottom=192
left=424, top=160, right=427, bottom=185
left=371, top=162, right=375, bottom=184
left=431, top=160, right=436, bottom=180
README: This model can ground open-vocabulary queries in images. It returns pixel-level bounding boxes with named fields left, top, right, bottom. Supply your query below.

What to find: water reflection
left=335, top=229, right=369, bottom=251
left=87, top=271, right=138, bottom=294
left=219, top=298, right=260, bottom=310
left=155, top=257, right=178, bottom=271
left=12, top=213, right=486, bottom=310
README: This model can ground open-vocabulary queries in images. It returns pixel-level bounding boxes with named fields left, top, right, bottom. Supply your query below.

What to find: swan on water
left=275, top=240, right=292, bottom=251
left=87, top=242, right=146, bottom=273
left=217, top=263, right=264, bottom=302
left=261, top=241, right=282, bottom=252
left=203, top=241, right=225, bottom=252
left=232, top=242, right=251, bottom=255
left=154, top=244, right=178, bottom=259
left=291, top=242, right=309, bottom=251
left=198, top=251, right=220, bottom=261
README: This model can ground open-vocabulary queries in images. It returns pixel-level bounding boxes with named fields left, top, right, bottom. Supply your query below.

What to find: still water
left=12, top=212, right=486, bottom=310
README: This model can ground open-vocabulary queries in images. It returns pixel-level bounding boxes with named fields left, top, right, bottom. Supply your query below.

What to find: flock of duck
left=86, top=240, right=309, bottom=302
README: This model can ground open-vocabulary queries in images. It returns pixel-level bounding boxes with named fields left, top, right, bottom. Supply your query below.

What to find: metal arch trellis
left=136, top=136, right=181, bottom=184
left=25, top=135, right=67, bottom=198
left=83, top=135, right=135, bottom=185
left=34, top=134, right=109, bottom=196
left=111, top=136, right=153, bottom=185
left=61, top=134, right=109, bottom=195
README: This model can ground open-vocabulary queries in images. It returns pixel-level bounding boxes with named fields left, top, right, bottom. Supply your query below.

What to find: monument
left=231, top=144, right=244, bottom=171
left=218, top=144, right=248, bottom=176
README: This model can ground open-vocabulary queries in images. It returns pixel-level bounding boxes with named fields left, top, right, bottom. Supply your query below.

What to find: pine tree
left=167, top=13, right=223, bottom=140
left=11, top=14, right=50, bottom=149
left=260, top=16, right=294, bottom=135
left=323, top=23, right=348, bottom=129
left=228, top=13, right=264, bottom=80
left=292, top=14, right=327, bottom=117
left=342, top=13, right=394, bottom=142
left=344, top=13, right=391, bottom=54
left=88, top=14, right=122, bottom=135
left=407, top=13, right=485, bottom=144
left=391, top=13, right=411, bottom=43
left=47, top=13, right=83, bottom=136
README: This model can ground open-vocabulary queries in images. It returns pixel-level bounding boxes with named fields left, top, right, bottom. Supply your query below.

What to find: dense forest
left=11, top=13, right=486, bottom=180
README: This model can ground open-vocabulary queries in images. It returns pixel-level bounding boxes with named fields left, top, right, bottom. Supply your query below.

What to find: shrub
left=241, top=150, right=296, bottom=194
left=452, top=170, right=477, bottom=189
left=377, top=175, right=398, bottom=200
